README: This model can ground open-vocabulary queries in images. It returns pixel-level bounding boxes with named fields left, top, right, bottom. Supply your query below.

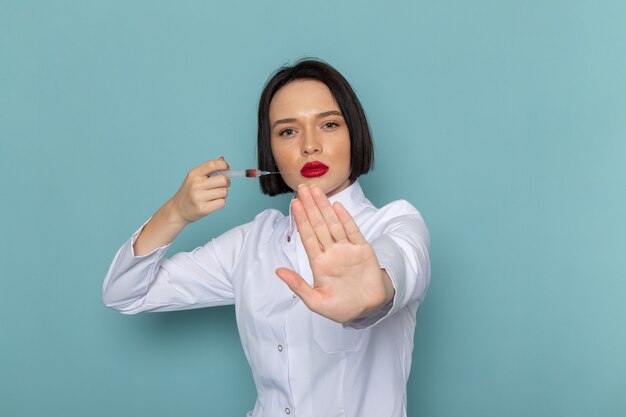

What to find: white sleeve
left=102, top=219, right=252, bottom=314
left=346, top=202, right=431, bottom=329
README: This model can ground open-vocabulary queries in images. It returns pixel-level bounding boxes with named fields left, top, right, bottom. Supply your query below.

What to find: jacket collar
left=288, top=180, right=369, bottom=235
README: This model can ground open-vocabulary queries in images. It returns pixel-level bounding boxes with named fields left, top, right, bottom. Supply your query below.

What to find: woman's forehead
left=269, top=80, right=340, bottom=120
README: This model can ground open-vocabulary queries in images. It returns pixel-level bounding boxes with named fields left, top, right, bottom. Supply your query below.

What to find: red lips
left=300, top=161, right=329, bottom=178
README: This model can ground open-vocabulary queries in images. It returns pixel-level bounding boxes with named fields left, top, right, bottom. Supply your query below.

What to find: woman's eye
left=323, top=121, right=339, bottom=129
left=279, top=128, right=295, bottom=137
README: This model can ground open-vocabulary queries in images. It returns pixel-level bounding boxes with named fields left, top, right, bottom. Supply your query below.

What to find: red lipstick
left=300, top=161, right=329, bottom=178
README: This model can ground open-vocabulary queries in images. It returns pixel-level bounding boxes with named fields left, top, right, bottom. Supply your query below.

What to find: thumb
left=275, top=268, right=316, bottom=303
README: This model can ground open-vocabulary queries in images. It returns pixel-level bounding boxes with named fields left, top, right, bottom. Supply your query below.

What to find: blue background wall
left=1, top=1, right=625, bottom=416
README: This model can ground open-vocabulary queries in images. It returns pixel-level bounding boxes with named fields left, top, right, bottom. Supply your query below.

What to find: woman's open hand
left=275, top=185, right=395, bottom=324
left=170, top=157, right=230, bottom=225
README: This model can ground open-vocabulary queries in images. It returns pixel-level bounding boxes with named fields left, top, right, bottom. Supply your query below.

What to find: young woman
left=103, top=59, right=430, bottom=417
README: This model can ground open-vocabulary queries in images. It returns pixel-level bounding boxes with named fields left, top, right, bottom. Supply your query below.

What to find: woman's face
left=269, top=79, right=351, bottom=197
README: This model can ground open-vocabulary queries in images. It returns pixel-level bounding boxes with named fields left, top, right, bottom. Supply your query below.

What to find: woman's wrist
left=133, top=200, right=188, bottom=256
left=161, top=197, right=191, bottom=228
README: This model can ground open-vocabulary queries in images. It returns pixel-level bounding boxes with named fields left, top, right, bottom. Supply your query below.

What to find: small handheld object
left=209, top=169, right=277, bottom=178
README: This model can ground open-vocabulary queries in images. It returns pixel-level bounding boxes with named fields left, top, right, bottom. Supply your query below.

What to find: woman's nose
left=301, top=130, right=322, bottom=155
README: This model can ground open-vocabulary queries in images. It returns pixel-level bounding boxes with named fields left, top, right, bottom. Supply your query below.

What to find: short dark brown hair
left=257, top=59, right=374, bottom=196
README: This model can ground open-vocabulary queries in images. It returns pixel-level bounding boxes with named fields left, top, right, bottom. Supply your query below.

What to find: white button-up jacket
left=103, top=181, right=430, bottom=417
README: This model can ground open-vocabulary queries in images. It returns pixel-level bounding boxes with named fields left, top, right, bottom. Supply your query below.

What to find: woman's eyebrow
left=271, top=111, right=344, bottom=130
left=272, top=118, right=297, bottom=129
left=317, top=110, right=343, bottom=119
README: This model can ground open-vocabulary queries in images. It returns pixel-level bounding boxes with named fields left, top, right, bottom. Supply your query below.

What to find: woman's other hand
left=275, top=185, right=395, bottom=324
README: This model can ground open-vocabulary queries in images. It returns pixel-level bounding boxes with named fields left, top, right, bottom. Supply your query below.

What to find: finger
left=202, top=173, right=230, bottom=189
left=333, top=202, right=368, bottom=244
left=296, top=185, right=334, bottom=249
left=291, top=199, right=322, bottom=259
left=200, top=198, right=226, bottom=215
left=275, top=267, right=318, bottom=307
left=195, top=158, right=229, bottom=177
left=197, top=187, right=228, bottom=202
left=310, top=185, right=348, bottom=243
